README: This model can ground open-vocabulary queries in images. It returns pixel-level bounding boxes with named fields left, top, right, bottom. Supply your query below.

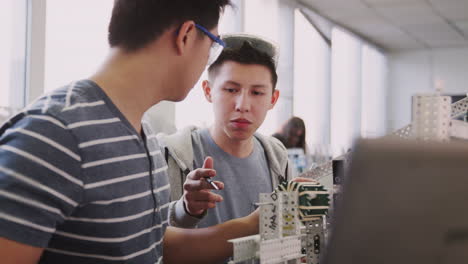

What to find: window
left=44, top=0, right=113, bottom=91
left=293, top=9, right=331, bottom=151
left=361, top=45, right=388, bottom=138
left=330, top=28, right=388, bottom=156
left=0, top=0, right=28, bottom=119
left=330, top=27, right=362, bottom=156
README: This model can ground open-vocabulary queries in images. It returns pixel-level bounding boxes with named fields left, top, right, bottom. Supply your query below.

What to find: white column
left=361, top=45, right=388, bottom=138
left=26, top=0, right=46, bottom=103
left=293, top=9, right=331, bottom=148
left=330, top=28, right=362, bottom=156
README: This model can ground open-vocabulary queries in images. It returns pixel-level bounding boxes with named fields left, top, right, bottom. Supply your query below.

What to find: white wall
left=388, top=47, right=468, bottom=131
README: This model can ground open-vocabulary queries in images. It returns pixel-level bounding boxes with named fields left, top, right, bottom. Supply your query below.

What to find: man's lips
left=230, top=118, right=252, bottom=124
left=230, top=118, right=252, bottom=128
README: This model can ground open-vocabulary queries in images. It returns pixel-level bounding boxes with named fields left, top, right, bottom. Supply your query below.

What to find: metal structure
left=229, top=182, right=330, bottom=264
left=392, top=95, right=468, bottom=140
left=298, top=162, right=332, bottom=181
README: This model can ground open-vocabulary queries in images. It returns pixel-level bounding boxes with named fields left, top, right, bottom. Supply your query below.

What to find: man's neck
left=209, top=126, right=254, bottom=158
left=90, top=48, right=168, bottom=134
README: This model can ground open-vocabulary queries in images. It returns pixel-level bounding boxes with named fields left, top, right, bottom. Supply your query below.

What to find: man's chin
left=228, top=130, right=254, bottom=141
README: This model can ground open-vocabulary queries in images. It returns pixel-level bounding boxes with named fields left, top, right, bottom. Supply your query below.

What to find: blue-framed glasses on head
left=195, top=23, right=226, bottom=65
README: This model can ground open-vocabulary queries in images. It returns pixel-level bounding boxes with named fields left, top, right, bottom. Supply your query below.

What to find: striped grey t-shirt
left=0, top=80, right=170, bottom=264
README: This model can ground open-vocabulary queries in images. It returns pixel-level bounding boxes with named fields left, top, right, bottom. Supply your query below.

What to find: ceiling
left=298, top=0, right=468, bottom=52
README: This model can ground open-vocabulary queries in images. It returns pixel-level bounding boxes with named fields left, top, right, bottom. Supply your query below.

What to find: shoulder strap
left=164, top=147, right=170, bottom=163
left=282, top=163, right=289, bottom=183
left=255, top=133, right=289, bottom=187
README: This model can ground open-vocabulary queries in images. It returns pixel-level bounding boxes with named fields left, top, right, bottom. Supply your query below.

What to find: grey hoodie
left=157, top=126, right=291, bottom=228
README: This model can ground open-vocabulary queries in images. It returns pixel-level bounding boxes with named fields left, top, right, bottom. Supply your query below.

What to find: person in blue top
left=0, top=1, right=260, bottom=263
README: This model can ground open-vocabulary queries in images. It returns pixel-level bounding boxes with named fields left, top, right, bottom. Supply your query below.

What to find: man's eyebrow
left=224, top=81, right=241, bottom=86
left=223, top=81, right=269, bottom=89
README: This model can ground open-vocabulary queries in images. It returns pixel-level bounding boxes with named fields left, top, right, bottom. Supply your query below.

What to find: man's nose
left=235, top=92, right=251, bottom=113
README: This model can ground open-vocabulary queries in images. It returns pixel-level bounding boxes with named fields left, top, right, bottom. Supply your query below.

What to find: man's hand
left=183, top=156, right=224, bottom=216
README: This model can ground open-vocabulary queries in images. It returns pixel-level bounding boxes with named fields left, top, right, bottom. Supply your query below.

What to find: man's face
left=204, top=61, right=279, bottom=141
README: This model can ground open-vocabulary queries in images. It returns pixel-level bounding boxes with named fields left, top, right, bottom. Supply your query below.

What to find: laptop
left=323, top=139, right=468, bottom=264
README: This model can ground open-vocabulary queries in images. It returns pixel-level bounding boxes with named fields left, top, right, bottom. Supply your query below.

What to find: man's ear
left=175, top=21, right=197, bottom=55
left=269, top=89, right=280, bottom=110
left=202, top=80, right=213, bottom=103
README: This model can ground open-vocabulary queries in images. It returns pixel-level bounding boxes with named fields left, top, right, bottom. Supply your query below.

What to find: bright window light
left=330, top=27, right=362, bottom=156
left=44, top=0, right=113, bottom=91
left=293, top=9, right=331, bottom=151
left=0, top=0, right=27, bottom=110
left=361, top=45, right=388, bottom=138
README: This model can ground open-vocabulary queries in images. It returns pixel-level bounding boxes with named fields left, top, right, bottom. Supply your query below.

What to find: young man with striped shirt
left=0, top=1, right=259, bottom=263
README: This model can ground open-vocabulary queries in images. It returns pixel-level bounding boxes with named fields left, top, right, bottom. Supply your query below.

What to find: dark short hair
left=208, top=41, right=278, bottom=89
left=108, top=0, right=231, bottom=51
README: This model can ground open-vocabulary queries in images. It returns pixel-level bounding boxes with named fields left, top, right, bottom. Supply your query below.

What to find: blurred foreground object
left=323, top=138, right=468, bottom=264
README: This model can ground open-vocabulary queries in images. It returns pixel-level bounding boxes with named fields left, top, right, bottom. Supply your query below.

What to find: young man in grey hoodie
left=158, top=34, right=291, bottom=228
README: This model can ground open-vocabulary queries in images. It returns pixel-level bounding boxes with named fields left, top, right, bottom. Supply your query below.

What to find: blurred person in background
left=273, top=116, right=309, bottom=175
left=273, top=116, right=307, bottom=152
